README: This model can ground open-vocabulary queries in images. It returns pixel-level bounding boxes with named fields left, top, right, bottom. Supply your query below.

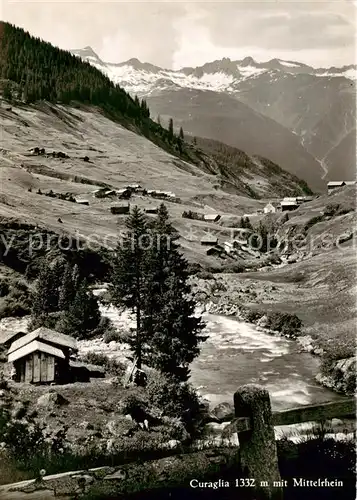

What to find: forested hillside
left=0, top=21, right=312, bottom=198
left=0, top=22, right=188, bottom=161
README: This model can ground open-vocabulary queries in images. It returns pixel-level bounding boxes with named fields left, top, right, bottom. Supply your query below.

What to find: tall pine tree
left=143, top=204, right=206, bottom=381
left=168, top=118, right=174, bottom=144
left=109, top=206, right=149, bottom=369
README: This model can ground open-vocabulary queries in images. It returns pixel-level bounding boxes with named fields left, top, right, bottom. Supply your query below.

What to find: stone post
left=234, top=384, right=283, bottom=500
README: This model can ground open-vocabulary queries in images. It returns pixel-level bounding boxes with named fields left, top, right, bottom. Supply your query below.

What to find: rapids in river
left=190, top=314, right=344, bottom=411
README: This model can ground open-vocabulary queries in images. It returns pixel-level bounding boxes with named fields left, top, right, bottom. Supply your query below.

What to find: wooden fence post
left=234, top=384, right=283, bottom=500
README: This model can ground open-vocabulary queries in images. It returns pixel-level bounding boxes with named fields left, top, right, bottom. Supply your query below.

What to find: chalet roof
left=201, top=235, right=218, bottom=244
left=204, top=214, right=221, bottom=221
left=8, top=327, right=77, bottom=355
left=282, top=197, right=298, bottom=202
left=8, top=340, right=65, bottom=363
left=281, top=200, right=299, bottom=206
left=0, top=330, right=25, bottom=346
left=327, top=181, right=345, bottom=187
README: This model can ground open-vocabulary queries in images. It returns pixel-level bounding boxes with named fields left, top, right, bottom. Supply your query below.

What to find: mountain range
left=72, top=47, right=357, bottom=191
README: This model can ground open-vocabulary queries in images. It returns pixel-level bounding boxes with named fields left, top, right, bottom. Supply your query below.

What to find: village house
left=7, top=328, right=77, bottom=384
left=126, top=184, right=142, bottom=191
left=116, top=188, right=132, bottom=199
left=110, top=204, right=130, bottom=215
left=203, top=214, right=221, bottom=223
left=264, top=202, right=277, bottom=214
left=92, top=187, right=109, bottom=198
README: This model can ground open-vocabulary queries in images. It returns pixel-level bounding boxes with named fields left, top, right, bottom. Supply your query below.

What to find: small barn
left=110, top=204, right=130, bottom=215
left=75, top=198, right=89, bottom=206
left=204, top=214, right=221, bottom=223
left=327, top=181, right=346, bottom=192
left=145, top=207, right=159, bottom=214
left=201, top=235, right=218, bottom=246
left=7, top=328, right=77, bottom=384
left=281, top=200, right=299, bottom=212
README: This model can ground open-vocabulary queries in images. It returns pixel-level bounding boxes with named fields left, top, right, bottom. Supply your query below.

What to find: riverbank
left=190, top=247, right=356, bottom=397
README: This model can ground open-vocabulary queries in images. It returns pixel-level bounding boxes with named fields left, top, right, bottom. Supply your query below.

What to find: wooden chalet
left=110, top=204, right=130, bottom=215
left=204, top=214, right=221, bottom=223
left=200, top=235, right=218, bottom=246
left=7, top=328, right=77, bottom=384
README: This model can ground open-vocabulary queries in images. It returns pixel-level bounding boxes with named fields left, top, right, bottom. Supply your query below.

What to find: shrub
left=265, top=312, right=302, bottom=337
left=195, top=271, right=215, bottom=280
left=0, top=280, right=10, bottom=297
left=80, top=352, right=126, bottom=378
left=304, top=215, right=324, bottom=231
left=244, top=309, right=263, bottom=323
left=0, top=297, right=31, bottom=319
left=90, top=316, right=115, bottom=340
left=146, top=371, right=204, bottom=437
left=324, top=203, right=340, bottom=216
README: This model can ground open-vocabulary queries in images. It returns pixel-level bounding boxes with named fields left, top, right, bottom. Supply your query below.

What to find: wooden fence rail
left=225, top=395, right=356, bottom=432
left=0, top=385, right=355, bottom=500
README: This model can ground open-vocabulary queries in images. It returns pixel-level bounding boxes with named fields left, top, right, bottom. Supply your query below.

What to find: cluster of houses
left=28, top=147, right=70, bottom=159
left=200, top=230, right=259, bottom=259
left=262, top=195, right=314, bottom=214
left=93, top=185, right=178, bottom=202
left=1, top=327, right=104, bottom=385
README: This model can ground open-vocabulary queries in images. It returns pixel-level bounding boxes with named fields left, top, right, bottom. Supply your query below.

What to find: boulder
left=210, top=402, right=235, bottom=422
left=37, top=391, right=69, bottom=409
left=11, top=401, right=27, bottom=419
left=287, top=254, right=298, bottom=264
left=105, top=417, right=137, bottom=437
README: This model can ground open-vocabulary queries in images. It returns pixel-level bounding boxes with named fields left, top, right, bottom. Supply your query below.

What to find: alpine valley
left=72, top=47, right=357, bottom=192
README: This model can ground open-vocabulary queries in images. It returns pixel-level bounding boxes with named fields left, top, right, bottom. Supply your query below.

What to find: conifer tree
left=143, top=204, right=206, bottom=381
left=31, top=260, right=61, bottom=318
left=30, top=259, right=63, bottom=328
left=109, top=206, right=149, bottom=369
left=58, top=263, right=76, bottom=311
left=179, top=126, right=184, bottom=140
left=3, top=82, right=12, bottom=101
left=168, top=118, right=174, bottom=143
left=57, top=278, right=101, bottom=339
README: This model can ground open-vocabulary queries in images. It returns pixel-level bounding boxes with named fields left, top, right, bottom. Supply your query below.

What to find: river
left=1, top=305, right=342, bottom=413
left=190, top=314, right=343, bottom=411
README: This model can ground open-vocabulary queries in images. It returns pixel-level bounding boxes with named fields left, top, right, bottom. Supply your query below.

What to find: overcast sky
left=1, top=1, right=356, bottom=69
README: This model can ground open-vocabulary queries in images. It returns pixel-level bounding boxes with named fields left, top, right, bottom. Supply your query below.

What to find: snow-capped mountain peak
left=71, top=48, right=356, bottom=98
